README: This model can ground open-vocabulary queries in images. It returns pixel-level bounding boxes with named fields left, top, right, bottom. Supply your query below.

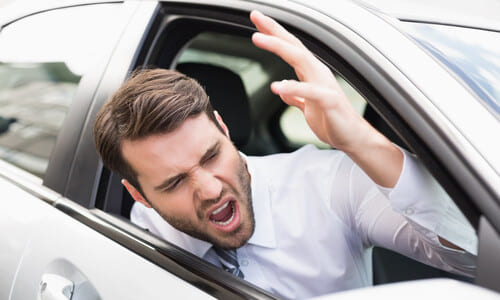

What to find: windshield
left=401, top=22, right=500, bottom=120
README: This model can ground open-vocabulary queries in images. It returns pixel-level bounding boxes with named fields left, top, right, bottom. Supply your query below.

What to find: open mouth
left=209, top=200, right=236, bottom=226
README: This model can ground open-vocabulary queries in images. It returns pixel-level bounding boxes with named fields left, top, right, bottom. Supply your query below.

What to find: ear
left=214, top=110, right=230, bottom=138
left=122, top=179, right=152, bottom=208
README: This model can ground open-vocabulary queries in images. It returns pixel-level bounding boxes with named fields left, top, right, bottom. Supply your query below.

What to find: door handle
left=39, top=273, right=74, bottom=300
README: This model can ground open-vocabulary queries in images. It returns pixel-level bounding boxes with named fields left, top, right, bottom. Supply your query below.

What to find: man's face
left=122, top=113, right=255, bottom=249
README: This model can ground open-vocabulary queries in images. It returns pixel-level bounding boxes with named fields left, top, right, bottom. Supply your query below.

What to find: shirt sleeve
left=332, top=148, right=477, bottom=277
left=379, top=149, right=478, bottom=255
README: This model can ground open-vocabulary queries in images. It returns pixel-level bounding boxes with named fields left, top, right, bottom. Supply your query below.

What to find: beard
left=155, top=154, right=255, bottom=249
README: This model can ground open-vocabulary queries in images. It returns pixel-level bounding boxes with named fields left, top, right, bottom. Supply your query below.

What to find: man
left=93, top=11, right=476, bottom=299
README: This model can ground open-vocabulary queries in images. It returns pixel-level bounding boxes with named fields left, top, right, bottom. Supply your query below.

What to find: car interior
left=94, top=8, right=472, bottom=293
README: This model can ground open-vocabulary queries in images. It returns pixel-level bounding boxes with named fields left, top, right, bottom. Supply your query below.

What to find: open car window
left=168, top=21, right=478, bottom=283
left=92, top=5, right=479, bottom=298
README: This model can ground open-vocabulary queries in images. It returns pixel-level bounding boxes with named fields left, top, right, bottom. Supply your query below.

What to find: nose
left=193, top=168, right=223, bottom=202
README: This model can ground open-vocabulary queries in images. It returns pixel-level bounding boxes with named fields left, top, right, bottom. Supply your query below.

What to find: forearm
left=336, top=153, right=477, bottom=277
left=341, top=121, right=403, bottom=188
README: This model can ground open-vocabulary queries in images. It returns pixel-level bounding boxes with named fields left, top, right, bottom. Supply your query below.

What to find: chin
left=212, top=222, right=254, bottom=249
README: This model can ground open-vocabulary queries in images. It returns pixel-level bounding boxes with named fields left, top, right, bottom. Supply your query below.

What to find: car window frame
left=2, top=0, right=497, bottom=298
left=62, top=0, right=497, bottom=297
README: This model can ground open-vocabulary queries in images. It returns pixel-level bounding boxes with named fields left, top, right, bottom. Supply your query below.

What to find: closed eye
left=206, top=149, right=219, bottom=162
left=162, top=175, right=185, bottom=192
left=201, top=142, right=220, bottom=165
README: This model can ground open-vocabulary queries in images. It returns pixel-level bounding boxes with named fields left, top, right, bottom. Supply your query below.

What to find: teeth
left=211, top=202, right=235, bottom=226
left=211, top=201, right=229, bottom=215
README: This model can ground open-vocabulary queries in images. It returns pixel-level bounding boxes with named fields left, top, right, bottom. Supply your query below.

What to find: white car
left=1, top=0, right=499, bottom=299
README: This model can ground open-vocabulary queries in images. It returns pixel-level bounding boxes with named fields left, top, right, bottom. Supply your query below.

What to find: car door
left=0, top=2, right=216, bottom=299
left=80, top=0, right=500, bottom=297
left=20, top=0, right=498, bottom=299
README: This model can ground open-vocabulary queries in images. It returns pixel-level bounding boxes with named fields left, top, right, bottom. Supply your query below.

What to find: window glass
left=178, top=32, right=271, bottom=98
left=0, top=4, right=129, bottom=177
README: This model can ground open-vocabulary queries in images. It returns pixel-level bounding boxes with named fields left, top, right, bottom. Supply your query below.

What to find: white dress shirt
left=131, top=145, right=477, bottom=299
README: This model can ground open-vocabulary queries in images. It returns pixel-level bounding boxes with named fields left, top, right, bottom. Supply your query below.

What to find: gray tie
left=213, top=247, right=244, bottom=279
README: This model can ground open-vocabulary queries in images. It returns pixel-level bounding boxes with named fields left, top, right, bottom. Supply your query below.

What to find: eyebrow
left=153, top=141, right=221, bottom=192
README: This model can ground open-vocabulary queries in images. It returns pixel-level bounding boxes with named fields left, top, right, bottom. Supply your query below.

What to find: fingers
left=250, top=9, right=311, bottom=69
left=253, top=33, right=331, bottom=85
left=251, top=11, right=334, bottom=85
left=271, top=80, right=341, bottom=108
left=252, top=33, right=312, bottom=77
left=250, top=10, right=306, bottom=50
left=251, top=10, right=341, bottom=108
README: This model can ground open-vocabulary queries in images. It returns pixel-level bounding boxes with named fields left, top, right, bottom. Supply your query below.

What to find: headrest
left=176, top=62, right=251, bottom=148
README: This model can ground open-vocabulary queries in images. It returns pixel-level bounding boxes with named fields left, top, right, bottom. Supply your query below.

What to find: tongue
left=210, top=202, right=233, bottom=222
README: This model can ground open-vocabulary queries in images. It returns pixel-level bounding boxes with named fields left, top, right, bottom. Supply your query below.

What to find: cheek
left=152, top=190, right=196, bottom=219
left=215, top=149, right=241, bottom=179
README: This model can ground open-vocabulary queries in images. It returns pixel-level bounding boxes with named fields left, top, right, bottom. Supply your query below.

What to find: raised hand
left=250, top=10, right=370, bottom=152
left=250, top=10, right=403, bottom=187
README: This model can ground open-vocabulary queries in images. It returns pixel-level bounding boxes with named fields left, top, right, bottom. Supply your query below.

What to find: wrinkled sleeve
left=333, top=149, right=477, bottom=277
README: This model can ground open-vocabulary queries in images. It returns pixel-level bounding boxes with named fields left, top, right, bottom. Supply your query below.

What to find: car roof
left=5, top=0, right=499, bottom=32
left=0, top=0, right=114, bottom=27
left=356, top=0, right=500, bottom=31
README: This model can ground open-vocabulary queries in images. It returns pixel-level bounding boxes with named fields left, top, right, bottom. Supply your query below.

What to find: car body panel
left=311, top=278, right=500, bottom=300
left=0, top=167, right=212, bottom=300
left=358, top=0, right=500, bottom=32
left=0, top=0, right=124, bottom=27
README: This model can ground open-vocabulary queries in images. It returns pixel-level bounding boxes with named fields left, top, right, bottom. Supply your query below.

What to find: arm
left=250, top=11, right=471, bottom=252
left=250, top=10, right=402, bottom=188
left=332, top=151, right=477, bottom=276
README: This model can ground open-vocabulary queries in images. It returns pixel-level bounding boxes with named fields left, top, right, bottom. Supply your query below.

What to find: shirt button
left=241, top=259, right=249, bottom=267
left=404, top=207, right=415, bottom=215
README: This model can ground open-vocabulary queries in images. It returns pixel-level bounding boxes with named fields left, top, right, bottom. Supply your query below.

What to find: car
left=1, top=0, right=500, bottom=299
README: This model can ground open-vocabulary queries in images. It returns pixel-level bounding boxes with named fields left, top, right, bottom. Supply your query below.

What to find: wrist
left=339, top=118, right=382, bottom=156
left=343, top=125, right=404, bottom=188
left=344, top=126, right=388, bottom=157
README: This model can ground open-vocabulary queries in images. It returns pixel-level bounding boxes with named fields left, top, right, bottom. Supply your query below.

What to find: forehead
left=121, top=114, right=223, bottom=184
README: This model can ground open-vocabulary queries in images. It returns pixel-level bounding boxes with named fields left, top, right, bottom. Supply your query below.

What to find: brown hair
left=93, top=68, right=220, bottom=196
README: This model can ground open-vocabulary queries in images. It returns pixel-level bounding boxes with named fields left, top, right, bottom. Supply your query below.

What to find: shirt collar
left=189, top=153, right=277, bottom=258
left=181, top=234, right=212, bottom=258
